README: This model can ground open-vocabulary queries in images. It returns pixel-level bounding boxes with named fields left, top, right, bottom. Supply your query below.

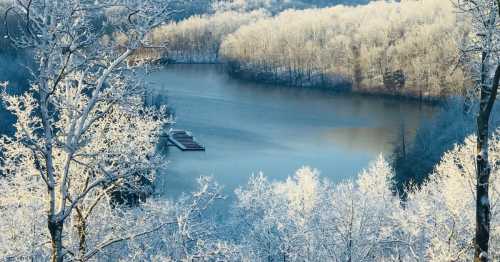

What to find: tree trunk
left=475, top=4, right=500, bottom=260
left=351, top=45, right=362, bottom=90
left=48, top=217, right=64, bottom=262
left=474, top=63, right=500, bottom=262
left=474, top=113, right=491, bottom=262
left=75, top=207, right=87, bottom=260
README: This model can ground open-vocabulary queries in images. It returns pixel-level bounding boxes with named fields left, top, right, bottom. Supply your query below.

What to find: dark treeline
left=392, top=99, right=500, bottom=195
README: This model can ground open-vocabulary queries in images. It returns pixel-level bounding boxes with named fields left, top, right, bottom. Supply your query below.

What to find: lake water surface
left=147, top=64, right=436, bottom=198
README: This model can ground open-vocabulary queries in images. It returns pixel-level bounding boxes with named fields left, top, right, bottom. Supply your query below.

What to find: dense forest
left=147, top=0, right=471, bottom=98
left=221, top=1, right=469, bottom=97
left=0, top=0, right=499, bottom=261
left=149, top=10, right=269, bottom=63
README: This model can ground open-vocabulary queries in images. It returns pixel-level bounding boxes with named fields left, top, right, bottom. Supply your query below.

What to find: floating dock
left=167, top=130, right=205, bottom=151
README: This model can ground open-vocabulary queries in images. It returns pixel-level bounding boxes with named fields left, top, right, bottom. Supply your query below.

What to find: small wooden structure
left=167, top=130, right=205, bottom=151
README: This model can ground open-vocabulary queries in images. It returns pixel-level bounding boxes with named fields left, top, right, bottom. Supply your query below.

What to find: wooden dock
left=167, top=130, right=205, bottom=151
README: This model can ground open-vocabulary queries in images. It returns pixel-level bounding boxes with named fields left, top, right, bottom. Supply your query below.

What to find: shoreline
left=152, top=60, right=446, bottom=106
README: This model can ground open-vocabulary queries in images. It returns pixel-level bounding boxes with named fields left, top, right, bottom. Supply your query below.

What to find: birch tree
left=1, top=0, right=183, bottom=261
left=456, top=0, right=500, bottom=260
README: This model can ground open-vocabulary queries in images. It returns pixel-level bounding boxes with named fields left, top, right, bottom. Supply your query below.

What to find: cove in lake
left=147, top=64, right=437, bottom=199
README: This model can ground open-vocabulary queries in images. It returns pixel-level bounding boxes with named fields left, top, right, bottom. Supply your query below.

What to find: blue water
left=147, top=64, right=436, bottom=198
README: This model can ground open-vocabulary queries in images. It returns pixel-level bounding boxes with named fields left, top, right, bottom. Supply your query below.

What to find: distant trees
left=138, top=0, right=474, bottom=98
left=212, top=0, right=371, bottom=13
left=220, top=0, right=471, bottom=97
left=150, top=10, right=269, bottom=63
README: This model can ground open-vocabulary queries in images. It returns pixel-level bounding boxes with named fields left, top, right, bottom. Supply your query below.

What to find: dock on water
left=166, top=130, right=205, bottom=151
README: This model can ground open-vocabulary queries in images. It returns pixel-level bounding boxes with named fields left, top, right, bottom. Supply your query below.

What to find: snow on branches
left=0, top=0, right=184, bottom=260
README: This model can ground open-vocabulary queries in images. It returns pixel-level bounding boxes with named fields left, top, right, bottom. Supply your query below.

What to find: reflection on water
left=147, top=64, right=436, bottom=198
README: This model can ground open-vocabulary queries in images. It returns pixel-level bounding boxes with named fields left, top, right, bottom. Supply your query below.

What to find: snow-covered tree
left=0, top=171, right=238, bottom=260
left=231, top=132, right=500, bottom=261
left=95, top=177, right=240, bottom=261
left=454, top=0, right=500, bottom=260
left=233, top=157, right=402, bottom=261
left=149, top=10, right=269, bottom=63
left=0, top=0, right=186, bottom=261
left=399, top=131, right=500, bottom=262
left=220, top=0, right=470, bottom=97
